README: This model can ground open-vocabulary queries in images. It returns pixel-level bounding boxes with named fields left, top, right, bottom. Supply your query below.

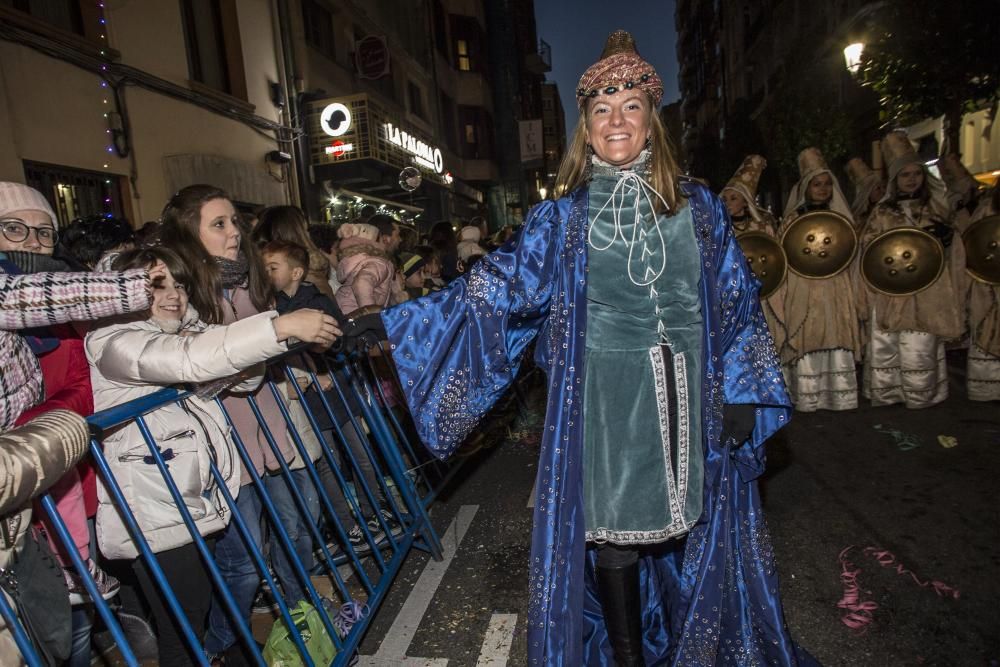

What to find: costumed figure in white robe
left=780, top=148, right=864, bottom=411
left=861, top=131, right=965, bottom=408
left=958, top=185, right=1000, bottom=400
left=722, top=155, right=788, bottom=356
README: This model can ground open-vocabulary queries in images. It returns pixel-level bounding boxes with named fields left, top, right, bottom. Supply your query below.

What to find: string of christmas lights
left=97, top=1, right=114, bottom=218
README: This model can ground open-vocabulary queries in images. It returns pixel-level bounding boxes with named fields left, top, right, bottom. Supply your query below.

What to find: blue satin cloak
left=382, top=181, right=814, bottom=666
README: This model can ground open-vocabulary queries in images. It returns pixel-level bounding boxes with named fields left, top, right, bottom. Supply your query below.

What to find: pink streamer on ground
left=836, top=545, right=960, bottom=632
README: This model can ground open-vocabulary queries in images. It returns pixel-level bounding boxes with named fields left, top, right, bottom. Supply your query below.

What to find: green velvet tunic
left=583, top=160, right=705, bottom=544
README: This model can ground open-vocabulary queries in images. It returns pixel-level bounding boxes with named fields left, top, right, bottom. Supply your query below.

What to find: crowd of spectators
left=0, top=179, right=511, bottom=666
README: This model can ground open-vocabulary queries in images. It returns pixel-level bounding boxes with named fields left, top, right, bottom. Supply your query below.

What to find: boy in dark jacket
left=261, top=241, right=400, bottom=552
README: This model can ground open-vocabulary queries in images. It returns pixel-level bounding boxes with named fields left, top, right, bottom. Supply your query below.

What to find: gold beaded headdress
left=576, top=30, right=663, bottom=109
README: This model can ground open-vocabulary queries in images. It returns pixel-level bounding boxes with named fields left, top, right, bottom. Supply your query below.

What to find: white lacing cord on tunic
left=587, top=169, right=672, bottom=288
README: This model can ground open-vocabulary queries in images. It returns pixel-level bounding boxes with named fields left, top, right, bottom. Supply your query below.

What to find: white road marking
left=358, top=504, right=479, bottom=665
left=475, top=613, right=518, bottom=666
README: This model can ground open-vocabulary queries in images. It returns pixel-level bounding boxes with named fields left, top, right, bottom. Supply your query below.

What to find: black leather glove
left=721, top=404, right=756, bottom=448
left=922, top=220, right=954, bottom=248
left=340, top=312, right=387, bottom=354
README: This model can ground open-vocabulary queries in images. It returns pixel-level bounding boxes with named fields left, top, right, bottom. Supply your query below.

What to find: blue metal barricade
left=5, top=348, right=450, bottom=666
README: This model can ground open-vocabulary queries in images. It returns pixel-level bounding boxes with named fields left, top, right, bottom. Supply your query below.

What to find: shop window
left=23, top=161, right=127, bottom=228
left=302, top=0, right=335, bottom=60
left=179, top=0, right=247, bottom=100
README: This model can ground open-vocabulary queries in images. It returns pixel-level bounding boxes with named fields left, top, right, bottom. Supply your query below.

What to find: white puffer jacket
left=85, top=308, right=287, bottom=559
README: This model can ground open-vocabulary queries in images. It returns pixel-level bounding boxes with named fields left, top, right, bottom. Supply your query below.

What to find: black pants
left=129, top=541, right=214, bottom=666
left=595, top=542, right=639, bottom=568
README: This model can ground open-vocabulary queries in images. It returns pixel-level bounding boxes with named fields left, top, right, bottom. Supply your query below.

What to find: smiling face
left=197, top=198, right=241, bottom=260
left=806, top=173, right=833, bottom=204
left=722, top=189, right=748, bottom=218
left=896, top=163, right=924, bottom=195
left=585, top=89, right=651, bottom=167
left=0, top=209, right=57, bottom=255
left=150, top=265, right=188, bottom=322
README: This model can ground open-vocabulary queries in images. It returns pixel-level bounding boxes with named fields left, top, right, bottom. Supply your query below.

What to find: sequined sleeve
left=381, top=201, right=561, bottom=459
left=709, top=191, right=792, bottom=480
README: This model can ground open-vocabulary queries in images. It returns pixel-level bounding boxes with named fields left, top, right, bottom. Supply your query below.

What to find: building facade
left=0, top=0, right=293, bottom=226
left=290, top=0, right=501, bottom=232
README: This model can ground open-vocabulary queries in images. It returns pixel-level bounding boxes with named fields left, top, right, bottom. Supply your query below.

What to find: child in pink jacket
left=335, top=222, right=395, bottom=315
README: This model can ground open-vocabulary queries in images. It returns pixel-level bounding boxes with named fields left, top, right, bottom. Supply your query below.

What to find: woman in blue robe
left=346, top=30, right=815, bottom=667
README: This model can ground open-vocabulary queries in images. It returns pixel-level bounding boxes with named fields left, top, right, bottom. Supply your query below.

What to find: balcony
left=524, top=38, right=552, bottom=75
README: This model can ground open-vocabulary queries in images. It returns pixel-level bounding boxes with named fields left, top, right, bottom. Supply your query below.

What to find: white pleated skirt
left=863, top=308, right=948, bottom=408
left=782, top=349, right=858, bottom=412
left=967, top=344, right=1000, bottom=402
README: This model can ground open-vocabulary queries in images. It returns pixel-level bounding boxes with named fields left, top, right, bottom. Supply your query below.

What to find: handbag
left=263, top=600, right=337, bottom=667
left=0, top=520, right=72, bottom=666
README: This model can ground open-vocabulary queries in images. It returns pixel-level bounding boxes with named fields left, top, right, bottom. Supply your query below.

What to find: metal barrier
left=4, top=348, right=452, bottom=666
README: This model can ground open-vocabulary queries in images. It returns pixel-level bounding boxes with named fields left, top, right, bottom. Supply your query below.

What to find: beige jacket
left=85, top=310, right=287, bottom=559
left=0, top=409, right=89, bottom=666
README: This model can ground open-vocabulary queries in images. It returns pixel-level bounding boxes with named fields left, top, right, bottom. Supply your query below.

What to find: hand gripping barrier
left=3, top=347, right=451, bottom=666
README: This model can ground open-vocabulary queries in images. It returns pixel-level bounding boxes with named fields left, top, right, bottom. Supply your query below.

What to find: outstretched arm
left=381, top=201, right=562, bottom=458
left=0, top=268, right=151, bottom=330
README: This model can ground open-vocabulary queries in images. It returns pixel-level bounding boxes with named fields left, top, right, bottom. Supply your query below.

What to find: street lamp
left=843, top=42, right=865, bottom=75
left=538, top=186, right=548, bottom=200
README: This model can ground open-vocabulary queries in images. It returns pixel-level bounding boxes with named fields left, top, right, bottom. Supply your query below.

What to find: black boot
left=596, top=561, right=646, bottom=667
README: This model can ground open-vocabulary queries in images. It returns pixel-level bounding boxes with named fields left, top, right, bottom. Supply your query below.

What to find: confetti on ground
left=872, top=424, right=921, bottom=451
left=937, top=435, right=958, bottom=448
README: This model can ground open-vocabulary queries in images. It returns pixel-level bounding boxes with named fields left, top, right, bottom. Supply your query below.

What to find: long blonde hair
left=554, top=102, right=684, bottom=214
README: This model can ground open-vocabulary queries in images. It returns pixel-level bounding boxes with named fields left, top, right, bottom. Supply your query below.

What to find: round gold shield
left=962, top=214, right=1000, bottom=285
left=736, top=231, right=787, bottom=298
left=780, top=211, right=858, bottom=279
left=861, top=227, right=945, bottom=296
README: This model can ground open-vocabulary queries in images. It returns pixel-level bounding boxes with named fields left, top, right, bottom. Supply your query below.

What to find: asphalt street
left=358, top=356, right=999, bottom=666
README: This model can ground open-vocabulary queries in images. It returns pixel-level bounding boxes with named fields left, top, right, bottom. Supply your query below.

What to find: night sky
left=534, top=0, right=680, bottom=139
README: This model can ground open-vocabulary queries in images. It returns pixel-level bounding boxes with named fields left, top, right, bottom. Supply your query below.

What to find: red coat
left=15, top=324, right=98, bottom=517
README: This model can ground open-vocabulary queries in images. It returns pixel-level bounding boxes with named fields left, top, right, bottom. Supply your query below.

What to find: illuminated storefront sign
left=320, top=103, right=352, bottom=137
left=307, top=94, right=451, bottom=187
left=325, top=140, right=354, bottom=156
left=383, top=122, right=444, bottom=173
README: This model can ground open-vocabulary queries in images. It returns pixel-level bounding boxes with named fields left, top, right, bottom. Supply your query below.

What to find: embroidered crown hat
left=576, top=30, right=663, bottom=108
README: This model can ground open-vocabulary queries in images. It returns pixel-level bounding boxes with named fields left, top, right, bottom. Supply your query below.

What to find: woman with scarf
left=158, top=186, right=340, bottom=663
left=861, top=131, right=964, bottom=408
left=779, top=148, right=865, bottom=412
left=345, top=31, right=813, bottom=666
left=721, top=155, right=788, bottom=355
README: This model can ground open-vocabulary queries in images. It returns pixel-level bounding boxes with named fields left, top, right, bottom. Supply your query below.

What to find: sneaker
left=251, top=584, right=280, bottom=615
left=367, top=509, right=405, bottom=540
left=64, top=559, right=120, bottom=605
left=347, top=522, right=371, bottom=547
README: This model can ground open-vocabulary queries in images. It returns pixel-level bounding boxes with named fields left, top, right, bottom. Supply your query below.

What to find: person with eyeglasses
left=0, top=205, right=58, bottom=254
left=0, top=181, right=166, bottom=665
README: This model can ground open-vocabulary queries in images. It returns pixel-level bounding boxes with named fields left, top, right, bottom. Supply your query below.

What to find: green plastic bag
left=263, top=600, right=337, bottom=667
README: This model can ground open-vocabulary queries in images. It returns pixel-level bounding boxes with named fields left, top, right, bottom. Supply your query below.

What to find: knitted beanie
left=400, top=252, right=427, bottom=278
left=0, top=182, right=57, bottom=224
